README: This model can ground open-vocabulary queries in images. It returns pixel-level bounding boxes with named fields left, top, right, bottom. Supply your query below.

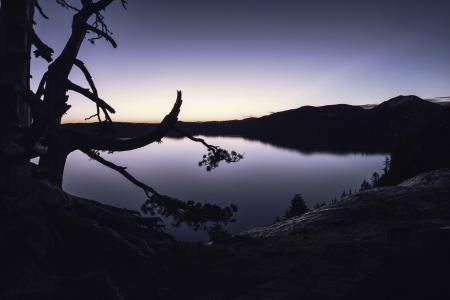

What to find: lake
left=63, top=136, right=387, bottom=241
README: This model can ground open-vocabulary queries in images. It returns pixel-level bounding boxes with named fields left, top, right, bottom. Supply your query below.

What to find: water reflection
left=63, top=136, right=386, bottom=241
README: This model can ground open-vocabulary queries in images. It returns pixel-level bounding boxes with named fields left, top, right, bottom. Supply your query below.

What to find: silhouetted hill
left=379, top=105, right=450, bottom=185
left=375, top=95, right=434, bottom=110
left=64, top=95, right=448, bottom=153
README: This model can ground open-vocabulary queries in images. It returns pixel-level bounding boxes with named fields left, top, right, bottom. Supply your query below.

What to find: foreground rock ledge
left=0, top=169, right=449, bottom=299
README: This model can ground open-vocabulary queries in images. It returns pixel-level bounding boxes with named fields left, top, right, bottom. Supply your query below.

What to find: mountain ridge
left=64, top=95, right=449, bottom=153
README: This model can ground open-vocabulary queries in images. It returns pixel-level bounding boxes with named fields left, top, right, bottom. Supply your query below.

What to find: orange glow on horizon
left=61, top=84, right=304, bottom=124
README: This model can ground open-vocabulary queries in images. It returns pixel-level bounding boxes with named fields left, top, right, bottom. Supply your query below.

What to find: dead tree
left=0, top=0, right=55, bottom=124
left=0, top=0, right=242, bottom=230
left=0, top=0, right=34, bottom=127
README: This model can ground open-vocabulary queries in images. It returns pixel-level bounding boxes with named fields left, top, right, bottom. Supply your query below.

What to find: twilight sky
left=31, top=0, right=450, bottom=123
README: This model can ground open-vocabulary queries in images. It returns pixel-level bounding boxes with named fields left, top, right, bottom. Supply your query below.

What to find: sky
left=31, top=0, right=450, bottom=123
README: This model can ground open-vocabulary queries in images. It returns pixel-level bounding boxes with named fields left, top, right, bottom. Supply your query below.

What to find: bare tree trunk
left=0, top=0, right=34, bottom=129
left=38, top=137, right=69, bottom=187
left=0, top=0, right=35, bottom=184
left=0, top=0, right=65, bottom=186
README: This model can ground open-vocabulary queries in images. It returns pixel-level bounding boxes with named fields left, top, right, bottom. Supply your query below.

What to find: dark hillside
left=379, top=107, right=450, bottom=185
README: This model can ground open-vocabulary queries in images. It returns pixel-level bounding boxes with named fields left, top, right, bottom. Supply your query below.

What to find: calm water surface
left=63, top=136, right=386, bottom=241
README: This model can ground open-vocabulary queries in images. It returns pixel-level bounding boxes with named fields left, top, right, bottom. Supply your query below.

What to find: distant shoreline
left=62, top=95, right=449, bottom=156
left=63, top=97, right=450, bottom=125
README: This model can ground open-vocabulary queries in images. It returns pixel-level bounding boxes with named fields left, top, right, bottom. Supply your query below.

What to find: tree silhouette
left=359, top=179, right=371, bottom=191
left=0, top=0, right=241, bottom=230
left=371, top=172, right=380, bottom=187
left=383, top=156, right=391, bottom=175
left=284, top=194, right=309, bottom=219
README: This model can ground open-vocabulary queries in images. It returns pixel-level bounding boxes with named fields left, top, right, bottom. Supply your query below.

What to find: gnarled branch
left=80, top=147, right=237, bottom=229
left=173, top=127, right=219, bottom=152
left=66, top=80, right=115, bottom=114
left=85, top=24, right=117, bottom=48
left=56, top=0, right=80, bottom=11
left=48, top=0, right=117, bottom=81
left=79, top=0, right=115, bottom=19
left=35, top=72, right=48, bottom=99
left=72, top=60, right=109, bottom=124
left=74, top=59, right=98, bottom=96
left=30, top=28, right=54, bottom=62
left=120, top=0, right=128, bottom=9
left=66, top=91, right=182, bottom=152
left=35, top=0, right=49, bottom=19
left=21, top=90, right=50, bottom=118
left=81, top=148, right=160, bottom=197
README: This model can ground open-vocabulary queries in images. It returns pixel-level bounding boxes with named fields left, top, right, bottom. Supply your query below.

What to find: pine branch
left=173, top=127, right=244, bottom=171
left=80, top=148, right=237, bottom=229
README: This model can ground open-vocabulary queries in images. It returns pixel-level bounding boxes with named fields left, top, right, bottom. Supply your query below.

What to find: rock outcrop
left=243, top=169, right=450, bottom=239
left=235, top=169, right=450, bottom=299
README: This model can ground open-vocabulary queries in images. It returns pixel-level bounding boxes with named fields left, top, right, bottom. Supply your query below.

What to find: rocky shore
left=1, top=169, right=449, bottom=299
left=236, top=169, right=450, bottom=299
left=244, top=169, right=450, bottom=239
